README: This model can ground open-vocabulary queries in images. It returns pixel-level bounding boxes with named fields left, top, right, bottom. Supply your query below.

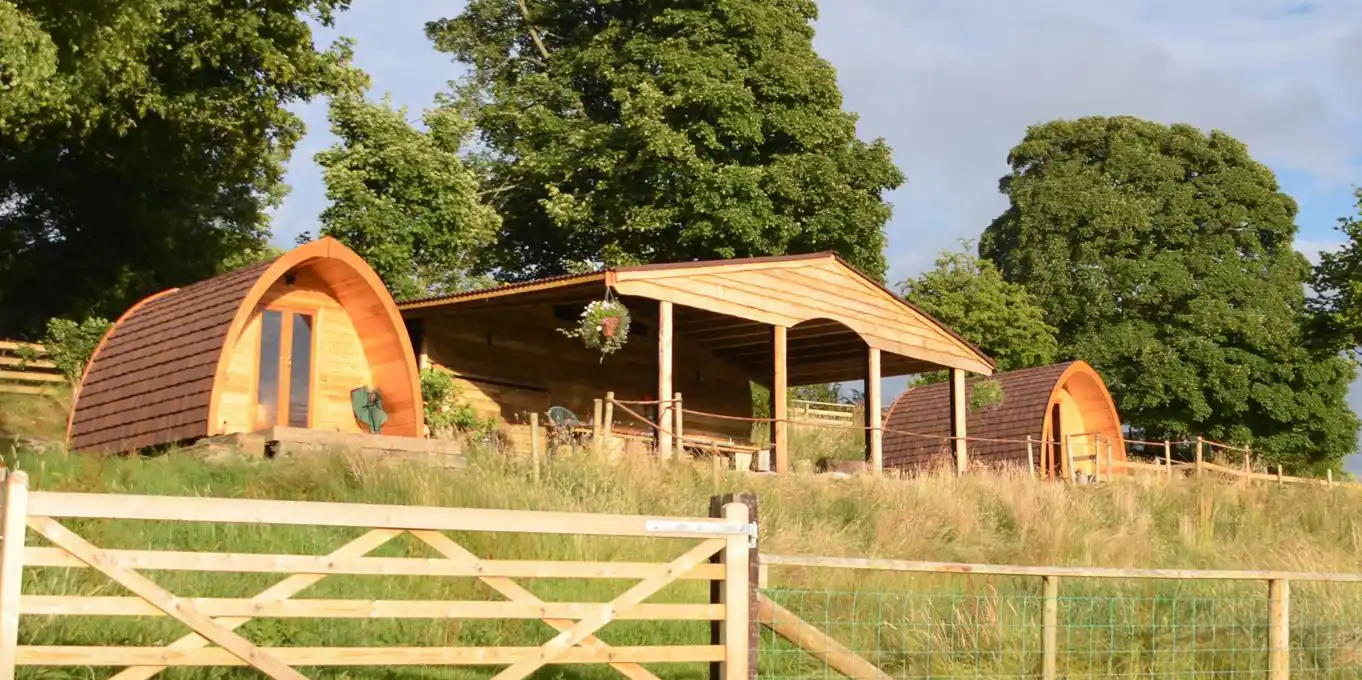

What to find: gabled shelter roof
left=400, top=252, right=994, bottom=382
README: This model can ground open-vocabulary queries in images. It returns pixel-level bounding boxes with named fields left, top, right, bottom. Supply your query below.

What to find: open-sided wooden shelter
left=882, top=360, right=1124, bottom=478
left=399, top=253, right=994, bottom=471
left=67, top=237, right=422, bottom=454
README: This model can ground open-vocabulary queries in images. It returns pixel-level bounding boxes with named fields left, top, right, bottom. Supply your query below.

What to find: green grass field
left=5, top=438, right=1362, bottom=678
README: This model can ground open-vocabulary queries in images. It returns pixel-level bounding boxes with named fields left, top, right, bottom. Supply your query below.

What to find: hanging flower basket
left=560, top=298, right=631, bottom=356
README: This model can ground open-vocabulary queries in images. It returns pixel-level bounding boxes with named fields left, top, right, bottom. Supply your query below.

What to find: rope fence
left=512, top=392, right=1357, bottom=491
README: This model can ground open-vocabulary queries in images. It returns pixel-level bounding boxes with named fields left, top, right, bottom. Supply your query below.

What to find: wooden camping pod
left=882, top=361, right=1124, bottom=478
left=66, top=238, right=422, bottom=454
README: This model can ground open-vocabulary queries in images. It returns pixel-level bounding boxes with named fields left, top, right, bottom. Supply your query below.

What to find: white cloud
left=810, top=1, right=1362, bottom=280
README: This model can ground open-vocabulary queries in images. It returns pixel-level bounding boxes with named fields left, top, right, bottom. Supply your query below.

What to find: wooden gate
left=0, top=470, right=753, bottom=680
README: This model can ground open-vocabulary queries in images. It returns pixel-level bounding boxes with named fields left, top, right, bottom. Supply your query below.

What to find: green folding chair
left=351, top=387, right=388, bottom=434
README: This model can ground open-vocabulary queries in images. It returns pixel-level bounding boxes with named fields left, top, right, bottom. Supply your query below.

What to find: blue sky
left=271, top=1, right=1362, bottom=468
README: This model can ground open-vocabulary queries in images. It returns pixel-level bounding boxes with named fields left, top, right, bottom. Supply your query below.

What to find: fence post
left=1, top=470, right=30, bottom=680
left=1328, top=469, right=1334, bottom=488
left=1243, top=447, right=1251, bottom=475
left=603, top=392, right=615, bottom=458
left=529, top=412, right=541, bottom=483
left=1195, top=437, right=1204, bottom=477
left=711, top=493, right=757, bottom=680
left=674, top=392, right=685, bottom=459
left=1105, top=438, right=1115, bottom=482
left=1026, top=436, right=1037, bottom=480
left=591, top=398, right=603, bottom=456
left=1042, top=575, right=1059, bottom=680
left=1164, top=440, right=1173, bottom=478
left=1063, top=435, right=1076, bottom=482
left=1276, top=465, right=1283, bottom=486
left=1268, top=578, right=1290, bottom=680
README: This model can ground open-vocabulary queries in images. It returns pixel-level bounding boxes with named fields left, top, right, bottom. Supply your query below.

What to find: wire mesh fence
left=757, top=579, right=1362, bottom=680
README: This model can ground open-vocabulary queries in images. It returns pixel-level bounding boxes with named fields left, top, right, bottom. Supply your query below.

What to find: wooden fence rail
left=761, top=552, right=1362, bottom=680
left=0, top=470, right=756, bottom=680
left=0, top=341, right=65, bottom=395
left=787, top=400, right=889, bottom=425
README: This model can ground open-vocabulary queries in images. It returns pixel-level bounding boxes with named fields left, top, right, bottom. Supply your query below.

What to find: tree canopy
left=980, top=116, right=1357, bottom=472
left=1311, top=188, right=1362, bottom=346
left=0, top=0, right=360, bottom=337
left=900, top=244, right=1058, bottom=376
left=315, top=94, right=500, bottom=300
left=425, top=0, right=904, bottom=281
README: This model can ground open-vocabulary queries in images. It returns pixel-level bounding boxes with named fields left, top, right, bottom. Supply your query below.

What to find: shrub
left=420, top=367, right=495, bottom=438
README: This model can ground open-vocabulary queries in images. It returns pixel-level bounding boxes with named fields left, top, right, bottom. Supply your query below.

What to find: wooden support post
left=865, top=347, right=883, bottom=475
left=1243, top=448, right=1251, bottom=474
left=529, top=413, right=541, bottom=483
left=711, top=455, right=722, bottom=489
left=658, top=301, right=674, bottom=458
left=1328, top=469, right=1334, bottom=487
left=1195, top=437, right=1204, bottom=477
left=1026, top=436, right=1037, bottom=480
left=1164, top=440, right=1173, bottom=478
left=1042, top=575, right=1059, bottom=680
left=771, top=326, right=788, bottom=474
left=1268, top=578, right=1290, bottom=680
left=710, top=494, right=756, bottom=680
left=592, top=398, right=603, bottom=456
left=603, top=392, right=614, bottom=458
left=1, top=470, right=30, bottom=680
left=949, top=368, right=968, bottom=475
left=1276, top=465, right=1284, bottom=486
left=674, top=392, right=685, bottom=459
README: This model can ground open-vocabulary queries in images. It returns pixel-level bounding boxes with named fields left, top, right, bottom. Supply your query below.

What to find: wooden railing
left=761, top=552, right=1362, bottom=680
left=788, top=400, right=889, bottom=424
left=0, top=341, right=65, bottom=395
left=0, top=471, right=755, bottom=680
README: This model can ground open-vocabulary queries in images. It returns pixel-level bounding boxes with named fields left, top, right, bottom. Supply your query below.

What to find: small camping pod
left=882, top=361, right=1123, bottom=478
left=67, top=237, right=422, bottom=454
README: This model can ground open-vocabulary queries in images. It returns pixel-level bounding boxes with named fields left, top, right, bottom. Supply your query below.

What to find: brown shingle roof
left=67, top=259, right=277, bottom=453
left=882, top=362, right=1076, bottom=471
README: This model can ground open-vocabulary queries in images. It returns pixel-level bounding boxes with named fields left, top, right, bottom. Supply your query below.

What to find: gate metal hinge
left=645, top=520, right=759, bottom=548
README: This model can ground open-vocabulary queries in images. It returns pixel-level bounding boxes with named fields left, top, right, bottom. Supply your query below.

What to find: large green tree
left=1311, top=188, right=1362, bottom=345
left=0, top=0, right=360, bottom=336
left=315, top=94, right=500, bottom=300
left=425, top=0, right=904, bottom=280
left=900, top=243, right=1058, bottom=375
left=981, top=116, right=1357, bottom=472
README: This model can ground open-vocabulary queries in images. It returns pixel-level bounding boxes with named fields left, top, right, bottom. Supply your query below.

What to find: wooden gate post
left=0, top=470, right=31, bottom=680
left=711, top=493, right=757, bottom=680
left=1041, top=575, right=1059, bottom=680
left=1268, top=578, right=1290, bottom=680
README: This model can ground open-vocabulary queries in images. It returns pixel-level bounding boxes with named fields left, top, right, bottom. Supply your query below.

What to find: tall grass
left=7, top=446, right=1362, bottom=678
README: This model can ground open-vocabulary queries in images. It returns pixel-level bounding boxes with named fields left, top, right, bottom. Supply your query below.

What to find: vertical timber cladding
left=416, top=303, right=757, bottom=442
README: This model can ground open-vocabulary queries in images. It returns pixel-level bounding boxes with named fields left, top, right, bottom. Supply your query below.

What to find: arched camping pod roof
left=881, top=360, right=1123, bottom=472
left=67, top=237, right=422, bottom=453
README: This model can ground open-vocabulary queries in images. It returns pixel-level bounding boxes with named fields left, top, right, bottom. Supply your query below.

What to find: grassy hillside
left=7, top=445, right=1362, bottom=678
